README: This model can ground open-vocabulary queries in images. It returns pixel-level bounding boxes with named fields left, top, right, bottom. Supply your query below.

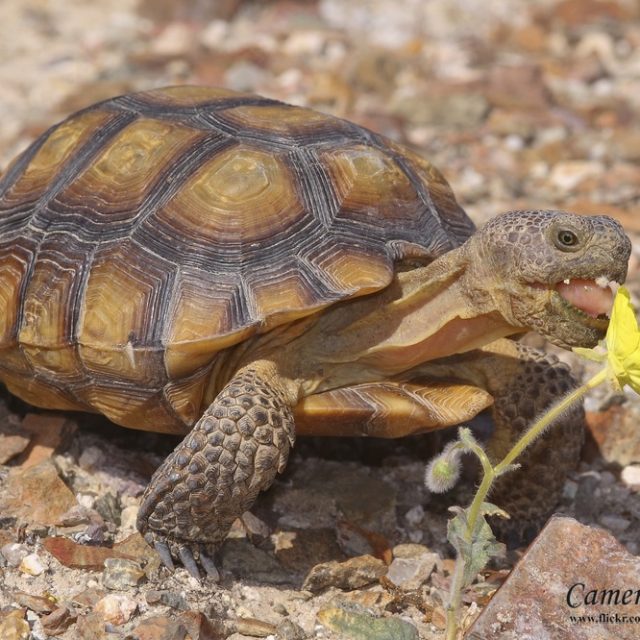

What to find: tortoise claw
left=153, top=540, right=175, bottom=572
left=178, top=545, right=201, bottom=580
left=199, top=549, right=220, bottom=581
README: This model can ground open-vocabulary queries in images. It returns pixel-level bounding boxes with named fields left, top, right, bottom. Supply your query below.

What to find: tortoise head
left=468, top=210, right=632, bottom=348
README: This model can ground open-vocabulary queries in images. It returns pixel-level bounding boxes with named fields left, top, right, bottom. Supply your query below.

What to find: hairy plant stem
left=445, top=367, right=609, bottom=640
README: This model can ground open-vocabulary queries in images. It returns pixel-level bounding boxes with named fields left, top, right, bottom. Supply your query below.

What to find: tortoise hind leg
left=137, top=362, right=295, bottom=580
left=294, top=381, right=493, bottom=438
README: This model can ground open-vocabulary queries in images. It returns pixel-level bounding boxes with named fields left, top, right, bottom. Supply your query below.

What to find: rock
left=119, top=505, right=139, bottom=532
left=43, top=536, right=135, bottom=570
left=1, top=543, right=29, bottom=568
left=93, top=491, right=122, bottom=526
left=10, top=591, right=56, bottom=614
left=0, top=460, right=78, bottom=526
left=94, top=593, right=137, bottom=625
left=621, top=465, right=640, bottom=489
left=71, top=586, right=107, bottom=608
left=302, top=554, right=387, bottom=592
left=40, top=607, right=77, bottom=636
left=132, top=614, right=227, bottom=640
left=19, top=413, right=77, bottom=468
left=0, top=610, right=30, bottom=640
left=317, top=607, right=419, bottom=640
left=174, top=612, right=226, bottom=640
left=386, top=545, right=438, bottom=590
left=112, top=533, right=162, bottom=577
left=467, top=516, right=640, bottom=639
left=233, top=617, right=278, bottom=637
left=0, top=425, right=30, bottom=464
left=145, top=590, right=189, bottom=611
left=599, top=514, right=631, bottom=532
left=76, top=611, right=119, bottom=640
left=103, top=557, right=145, bottom=589
left=276, top=618, right=307, bottom=640
left=19, top=553, right=45, bottom=576
left=585, top=405, right=640, bottom=466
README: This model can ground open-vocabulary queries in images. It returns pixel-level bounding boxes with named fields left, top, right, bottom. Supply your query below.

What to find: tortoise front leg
left=137, top=364, right=295, bottom=580
left=478, top=341, right=584, bottom=542
left=410, top=338, right=584, bottom=541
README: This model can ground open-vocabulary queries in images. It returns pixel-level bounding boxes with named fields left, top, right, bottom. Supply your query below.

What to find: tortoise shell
left=0, top=86, right=475, bottom=433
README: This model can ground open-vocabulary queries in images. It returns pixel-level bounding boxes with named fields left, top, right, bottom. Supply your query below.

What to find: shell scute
left=77, top=240, right=172, bottom=386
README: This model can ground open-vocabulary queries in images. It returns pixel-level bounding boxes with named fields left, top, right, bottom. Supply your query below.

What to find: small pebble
left=621, top=465, right=640, bottom=488
left=103, top=557, right=145, bottom=589
left=599, top=514, right=631, bottom=532
left=119, top=505, right=139, bottom=531
left=94, top=594, right=137, bottom=625
left=1, top=543, right=29, bottom=568
left=19, top=553, right=45, bottom=576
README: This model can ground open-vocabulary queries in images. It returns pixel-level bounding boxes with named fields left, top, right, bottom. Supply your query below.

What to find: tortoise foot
left=146, top=533, right=220, bottom=581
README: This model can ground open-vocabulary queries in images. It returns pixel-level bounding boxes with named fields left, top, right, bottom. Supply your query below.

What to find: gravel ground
left=1, top=1, right=640, bottom=639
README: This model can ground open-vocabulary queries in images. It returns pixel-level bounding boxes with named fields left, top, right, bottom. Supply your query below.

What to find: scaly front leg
left=137, top=363, right=295, bottom=579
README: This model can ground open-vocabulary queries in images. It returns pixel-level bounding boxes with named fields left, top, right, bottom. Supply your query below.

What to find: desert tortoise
left=0, top=86, right=631, bottom=579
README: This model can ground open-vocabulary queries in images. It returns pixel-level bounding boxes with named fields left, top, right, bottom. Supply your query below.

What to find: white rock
left=119, top=505, right=139, bottom=532
left=621, top=465, right=640, bottom=488
left=95, top=594, right=137, bottom=625
left=20, top=553, right=45, bottom=576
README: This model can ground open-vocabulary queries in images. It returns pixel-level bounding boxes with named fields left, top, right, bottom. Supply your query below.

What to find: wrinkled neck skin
left=273, top=242, right=527, bottom=398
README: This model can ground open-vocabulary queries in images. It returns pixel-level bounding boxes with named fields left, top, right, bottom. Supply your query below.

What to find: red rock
left=43, top=536, right=136, bottom=570
left=467, top=516, right=640, bottom=639
left=41, top=607, right=77, bottom=636
left=0, top=426, right=30, bottom=464
left=131, top=612, right=226, bottom=640
left=76, top=611, right=118, bottom=640
left=19, top=413, right=77, bottom=468
left=0, top=460, right=77, bottom=526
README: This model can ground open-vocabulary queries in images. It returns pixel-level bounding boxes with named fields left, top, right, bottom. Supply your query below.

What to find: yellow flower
left=575, top=286, right=640, bottom=393
left=605, top=286, right=640, bottom=392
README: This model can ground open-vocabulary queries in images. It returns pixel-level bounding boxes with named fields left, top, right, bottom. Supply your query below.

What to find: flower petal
left=607, top=287, right=640, bottom=360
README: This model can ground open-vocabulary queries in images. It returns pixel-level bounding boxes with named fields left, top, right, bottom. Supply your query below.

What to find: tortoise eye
left=555, top=229, right=579, bottom=249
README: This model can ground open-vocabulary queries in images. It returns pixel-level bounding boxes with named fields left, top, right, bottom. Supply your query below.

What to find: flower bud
left=425, top=443, right=462, bottom=493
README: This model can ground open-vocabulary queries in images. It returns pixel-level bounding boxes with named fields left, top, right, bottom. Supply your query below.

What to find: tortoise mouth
left=533, top=276, right=618, bottom=331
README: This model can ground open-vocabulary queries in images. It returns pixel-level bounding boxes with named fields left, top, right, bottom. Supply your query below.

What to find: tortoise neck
left=282, top=245, right=524, bottom=396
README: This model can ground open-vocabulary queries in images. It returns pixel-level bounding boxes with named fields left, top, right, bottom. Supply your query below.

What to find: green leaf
left=447, top=504, right=507, bottom=588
